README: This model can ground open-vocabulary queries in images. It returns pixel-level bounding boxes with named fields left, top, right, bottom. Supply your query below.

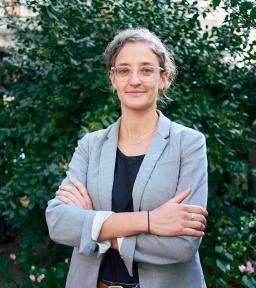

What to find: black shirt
left=98, top=147, right=145, bottom=283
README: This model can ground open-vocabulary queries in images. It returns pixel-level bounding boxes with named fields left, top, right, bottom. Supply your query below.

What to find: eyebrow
left=116, top=62, right=156, bottom=66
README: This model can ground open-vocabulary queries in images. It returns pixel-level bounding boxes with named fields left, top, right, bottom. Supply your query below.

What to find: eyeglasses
left=111, top=66, right=164, bottom=82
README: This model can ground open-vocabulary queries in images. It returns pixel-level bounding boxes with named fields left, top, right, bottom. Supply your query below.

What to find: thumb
left=170, top=188, right=191, bottom=203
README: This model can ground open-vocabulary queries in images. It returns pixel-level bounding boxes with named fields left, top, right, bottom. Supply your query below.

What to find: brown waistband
left=98, top=281, right=123, bottom=288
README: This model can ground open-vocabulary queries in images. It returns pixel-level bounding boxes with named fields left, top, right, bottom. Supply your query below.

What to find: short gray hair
left=105, top=28, right=177, bottom=100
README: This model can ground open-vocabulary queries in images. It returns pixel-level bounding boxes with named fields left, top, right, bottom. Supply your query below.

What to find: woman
left=46, top=28, right=208, bottom=288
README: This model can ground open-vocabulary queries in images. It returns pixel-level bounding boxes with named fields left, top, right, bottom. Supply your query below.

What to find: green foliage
left=201, top=206, right=256, bottom=286
left=0, top=254, right=69, bottom=287
left=0, top=0, right=255, bottom=286
left=211, top=0, right=256, bottom=28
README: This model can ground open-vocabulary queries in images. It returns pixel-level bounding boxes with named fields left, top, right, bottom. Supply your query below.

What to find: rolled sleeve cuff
left=91, top=211, right=114, bottom=255
left=117, top=237, right=124, bottom=252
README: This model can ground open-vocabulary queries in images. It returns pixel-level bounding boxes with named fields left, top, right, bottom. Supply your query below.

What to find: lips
left=126, top=91, right=146, bottom=94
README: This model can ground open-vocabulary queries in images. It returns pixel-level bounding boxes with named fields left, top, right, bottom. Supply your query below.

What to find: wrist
left=136, top=211, right=148, bottom=233
left=148, top=209, right=157, bottom=235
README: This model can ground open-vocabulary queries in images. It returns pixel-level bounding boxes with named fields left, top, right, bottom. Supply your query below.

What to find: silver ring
left=191, top=213, right=195, bottom=221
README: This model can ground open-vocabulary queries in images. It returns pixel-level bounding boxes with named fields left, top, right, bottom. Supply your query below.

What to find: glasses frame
left=110, top=65, right=164, bottom=82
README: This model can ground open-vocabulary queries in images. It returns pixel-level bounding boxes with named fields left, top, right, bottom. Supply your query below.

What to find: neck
left=119, top=107, right=159, bottom=138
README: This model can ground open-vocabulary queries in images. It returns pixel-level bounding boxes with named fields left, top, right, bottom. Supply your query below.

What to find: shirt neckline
left=117, top=147, right=145, bottom=159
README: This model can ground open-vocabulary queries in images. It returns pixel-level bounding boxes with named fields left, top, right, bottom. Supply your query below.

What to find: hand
left=56, top=178, right=93, bottom=210
left=150, top=188, right=208, bottom=237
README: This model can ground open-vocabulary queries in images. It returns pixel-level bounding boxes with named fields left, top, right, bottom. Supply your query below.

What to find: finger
left=58, top=186, right=85, bottom=205
left=57, top=195, right=75, bottom=206
left=185, top=220, right=206, bottom=231
left=182, top=228, right=205, bottom=237
left=58, top=185, right=75, bottom=193
left=186, top=213, right=207, bottom=224
left=57, top=190, right=82, bottom=207
left=182, top=204, right=208, bottom=216
left=69, top=178, right=87, bottom=196
left=69, top=178, right=93, bottom=209
left=83, top=198, right=93, bottom=210
left=57, top=189, right=92, bottom=210
left=169, top=188, right=191, bottom=204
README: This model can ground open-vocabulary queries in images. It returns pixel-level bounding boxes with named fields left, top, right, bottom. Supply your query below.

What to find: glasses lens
left=116, top=67, right=130, bottom=81
left=139, top=66, right=156, bottom=81
left=114, top=66, right=160, bottom=82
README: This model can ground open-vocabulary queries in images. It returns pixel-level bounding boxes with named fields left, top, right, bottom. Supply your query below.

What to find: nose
left=128, top=70, right=142, bottom=85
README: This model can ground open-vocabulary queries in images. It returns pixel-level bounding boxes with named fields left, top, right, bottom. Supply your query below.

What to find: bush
left=0, top=0, right=255, bottom=286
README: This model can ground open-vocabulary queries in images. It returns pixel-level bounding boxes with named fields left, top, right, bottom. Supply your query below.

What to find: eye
left=116, top=67, right=130, bottom=76
left=140, top=66, right=155, bottom=75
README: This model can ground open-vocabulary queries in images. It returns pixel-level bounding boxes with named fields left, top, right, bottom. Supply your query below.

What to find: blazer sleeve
left=45, top=134, right=99, bottom=256
left=119, top=130, right=208, bottom=274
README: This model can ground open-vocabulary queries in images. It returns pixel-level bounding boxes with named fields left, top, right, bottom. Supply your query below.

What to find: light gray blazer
left=45, top=109, right=208, bottom=288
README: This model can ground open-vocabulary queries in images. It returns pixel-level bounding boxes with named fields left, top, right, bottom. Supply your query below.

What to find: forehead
left=115, top=41, right=160, bottom=66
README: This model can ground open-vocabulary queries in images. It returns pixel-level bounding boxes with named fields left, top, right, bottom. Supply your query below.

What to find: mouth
left=126, top=91, right=146, bottom=95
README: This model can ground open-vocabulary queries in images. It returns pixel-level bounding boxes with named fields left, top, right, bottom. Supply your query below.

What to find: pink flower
left=239, top=261, right=255, bottom=273
left=29, top=274, right=36, bottom=281
left=37, top=274, right=45, bottom=283
left=246, top=261, right=255, bottom=273
left=239, top=264, right=246, bottom=272
left=9, top=253, right=16, bottom=261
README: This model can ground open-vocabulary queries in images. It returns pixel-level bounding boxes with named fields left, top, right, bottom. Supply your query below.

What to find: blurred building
left=197, top=0, right=256, bottom=53
left=0, top=0, right=34, bottom=49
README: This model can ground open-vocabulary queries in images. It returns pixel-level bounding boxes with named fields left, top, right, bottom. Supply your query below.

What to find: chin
left=119, top=94, right=157, bottom=111
left=122, top=101, right=156, bottom=112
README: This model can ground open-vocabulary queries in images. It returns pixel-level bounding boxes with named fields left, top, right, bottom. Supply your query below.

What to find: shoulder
left=169, top=121, right=206, bottom=159
left=159, top=110, right=205, bottom=143
left=77, top=123, right=115, bottom=146
left=170, top=121, right=206, bottom=144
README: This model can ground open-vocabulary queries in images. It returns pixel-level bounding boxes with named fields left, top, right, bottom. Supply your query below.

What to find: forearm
left=133, top=234, right=201, bottom=264
left=46, top=198, right=97, bottom=249
left=98, top=211, right=147, bottom=241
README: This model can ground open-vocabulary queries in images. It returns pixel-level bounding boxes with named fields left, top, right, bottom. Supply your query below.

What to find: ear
left=109, top=70, right=117, bottom=90
left=159, top=70, right=170, bottom=90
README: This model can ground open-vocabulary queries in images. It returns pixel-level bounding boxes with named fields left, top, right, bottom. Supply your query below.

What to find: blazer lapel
left=132, top=110, right=170, bottom=211
left=98, top=117, right=121, bottom=211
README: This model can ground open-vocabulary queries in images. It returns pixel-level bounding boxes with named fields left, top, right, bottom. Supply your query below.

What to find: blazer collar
left=98, top=109, right=171, bottom=211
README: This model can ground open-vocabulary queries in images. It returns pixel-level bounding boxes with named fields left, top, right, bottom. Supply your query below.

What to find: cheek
left=149, top=82, right=160, bottom=94
left=116, top=82, right=126, bottom=92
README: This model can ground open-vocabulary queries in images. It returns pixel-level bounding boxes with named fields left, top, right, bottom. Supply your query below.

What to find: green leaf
left=215, top=245, right=224, bottom=253
left=230, top=0, right=239, bottom=7
left=242, top=276, right=256, bottom=288
left=212, top=0, right=221, bottom=8
left=250, top=7, right=256, bottom=19
left=55, top=267, right=65, bottom=278
left=240, top=1, right=253, bottom=12
left=224, top=252, right=233, bottom=261
left=216, top=259, right=227, bottom=272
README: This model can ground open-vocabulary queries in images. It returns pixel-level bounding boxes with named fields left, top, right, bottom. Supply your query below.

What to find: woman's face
left=109, top=41, right=169, bottom=112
